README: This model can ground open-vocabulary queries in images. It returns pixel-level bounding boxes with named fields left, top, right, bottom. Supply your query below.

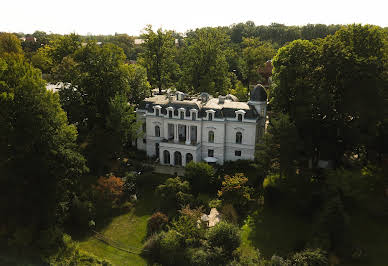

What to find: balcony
left=161, top=138, right=199, bottom=146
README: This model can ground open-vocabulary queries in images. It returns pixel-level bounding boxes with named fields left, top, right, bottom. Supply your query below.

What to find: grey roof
left=138, top=93, right=260, bottom=119
left=250, top=84, right=267, bottom=102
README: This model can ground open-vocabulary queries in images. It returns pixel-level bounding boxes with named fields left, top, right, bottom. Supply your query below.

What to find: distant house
left=136, top=85, right=267, bottom=166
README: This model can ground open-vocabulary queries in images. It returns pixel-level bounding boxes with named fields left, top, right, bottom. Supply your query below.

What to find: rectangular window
left=235, top=150, right=241, bottom=156
left=208, top=149, right=214, bottom=157
left=208, top=113, right=213, bottom=121
left=169, top=110, right=173, bottom=118
left=192, top=112, right=196, bottom=121
left=143, top=138, right=147, bottom=144
left=142, top=122, right=146, bottom=133
left=180, top=111, right=184, bottom=120
left=156, top=109, right=159, bottom=116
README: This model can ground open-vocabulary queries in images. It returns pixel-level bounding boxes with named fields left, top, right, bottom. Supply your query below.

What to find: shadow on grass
left=244, top=206, right=313, bottom=258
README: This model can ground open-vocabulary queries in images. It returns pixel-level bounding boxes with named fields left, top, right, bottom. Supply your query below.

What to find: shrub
left=143, top=232, right=163, bottom=262
left=289, top=248, right=328, bottom=266
left=159, top=230, right=184, bottom=265
left=147, top=212, right=168, bottom=236
left=218, top=173, right=254, bottom=215
left=94, top=175, right=124, bottom=203
left=220, top=204, right=239, bottom=224
left=209, top=199, right=222, bottom=209
left=156, top=177, right=193, bottom=212
left=46, top=234, right=111, bottom=265
left=123, top=172, right=137, bottom=198
left=186, top=248, right=211, bottom=265
left=67, top=195, right=94, bottom=231
left=207, top=221, right=241, bottom=254
left=173, top=208, right=205, bottom=246
left=184, top=162, right=216, bottom=194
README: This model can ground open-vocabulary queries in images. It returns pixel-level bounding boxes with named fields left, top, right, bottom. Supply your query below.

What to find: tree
left=181, top=27, right=231, bottom=95
left=172, top=206, right=206, bottom=246
left=139, top=26, right=179, bottom=93
left=94, top=175, right=124, bottom=203
left=0, top=33, right=23, bottom=55
left=228, top=80, right=249, bottom=101
left=206, top=221, right=241, bottom=254
left=124, top=63, right=150, bottom=105
left=54, top=42, right=140, bottom=172
left=147, top=212, right=168, bottom=236
left=271, top=25, right=388, bottom=165
left=217, top=173, right=254, bottom=213
left=156, top=177, right=193, bottom=211
left=0, top=53, right=87, bottom=250
left=184, top=161, right=215, bottom=194
left=109, top=33, right=135, bottom=60
left=255, top=114, right=302, bottom=177
left=241, top=37, right=276, bottom=87
left=48, top=33, right=82, bottom=66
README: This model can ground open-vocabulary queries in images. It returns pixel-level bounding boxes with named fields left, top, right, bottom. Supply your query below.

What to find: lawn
left=78, top=172, right=170, bottom=266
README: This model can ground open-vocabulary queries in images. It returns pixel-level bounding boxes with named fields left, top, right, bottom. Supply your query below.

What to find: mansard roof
left=138, top=92, right=260, bottom=119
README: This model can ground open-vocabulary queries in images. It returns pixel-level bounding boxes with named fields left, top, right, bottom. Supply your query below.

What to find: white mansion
left=136, top=84, right=267, bottom=166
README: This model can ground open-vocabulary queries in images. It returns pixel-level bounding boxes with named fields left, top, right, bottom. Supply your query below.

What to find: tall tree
left=181, top=27, right=231, bottom=95
left=139, top=26, right=178, bottom=93
left=124, top=63, right=151, bottom=105
left=56, top=42, right=140, bottom=172
left=271, top=24, right=388, bottom=165
left=0, top=33, right=23, bottom=55
left=0, top=54, right=87, bottom=249
left=241, top=37, right=276, bottom=87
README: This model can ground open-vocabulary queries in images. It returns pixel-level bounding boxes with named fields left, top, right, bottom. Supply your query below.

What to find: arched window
left=236, top=132, right=242, bottom=144
left=163, top=150, right=170, bottom=164
left=186, top=153, right=193, bottom=164
left=174, top=151, right=182, bottom=166
left=155, top=125, right=160, bottom=137
left=208, top=131, right=214, bottom=143
left=238, top=114, right=243, bottom=121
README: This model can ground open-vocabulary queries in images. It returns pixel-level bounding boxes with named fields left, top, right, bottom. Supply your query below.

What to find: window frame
left=208, top=130, right=215, bottom=143
left=236, top=131, right=242, bottom=144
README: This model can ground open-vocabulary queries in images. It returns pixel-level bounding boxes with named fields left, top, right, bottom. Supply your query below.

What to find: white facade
left=136, top=89, right=267, bottom=166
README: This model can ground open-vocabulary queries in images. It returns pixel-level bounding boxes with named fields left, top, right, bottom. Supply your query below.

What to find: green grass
left=78, top=172, right=170, bottom=266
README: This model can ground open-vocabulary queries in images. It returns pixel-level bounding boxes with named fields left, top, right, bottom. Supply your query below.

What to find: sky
left=1, top=0, right=387, bottom=35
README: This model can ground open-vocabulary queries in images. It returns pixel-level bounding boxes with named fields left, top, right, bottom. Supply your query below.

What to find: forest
left=0, top=22, right=387, bottom=265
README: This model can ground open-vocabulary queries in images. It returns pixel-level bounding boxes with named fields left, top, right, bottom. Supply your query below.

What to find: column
left=185, top=125, right=190, bottom=145
left=174, top=124, right=178, bottom=143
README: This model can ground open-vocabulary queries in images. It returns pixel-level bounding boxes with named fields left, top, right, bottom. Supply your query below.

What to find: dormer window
left=190, top=109, right=198, bottom=121
left=208, top=113, right=213, bottom=121
left=154, top=105, right=162, bottom=117
left=179, top=108, right=185, bottom=120
left=167, top=107, right=174, bottom=119
left=235, top=110, right=246, bottom=121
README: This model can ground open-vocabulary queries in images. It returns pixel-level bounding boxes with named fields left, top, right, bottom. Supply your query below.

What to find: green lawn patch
left=78, top=172, right=170, bottom=266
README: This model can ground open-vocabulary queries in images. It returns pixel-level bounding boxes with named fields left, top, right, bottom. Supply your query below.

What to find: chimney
left=218, top=96, right=225, bottom=104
